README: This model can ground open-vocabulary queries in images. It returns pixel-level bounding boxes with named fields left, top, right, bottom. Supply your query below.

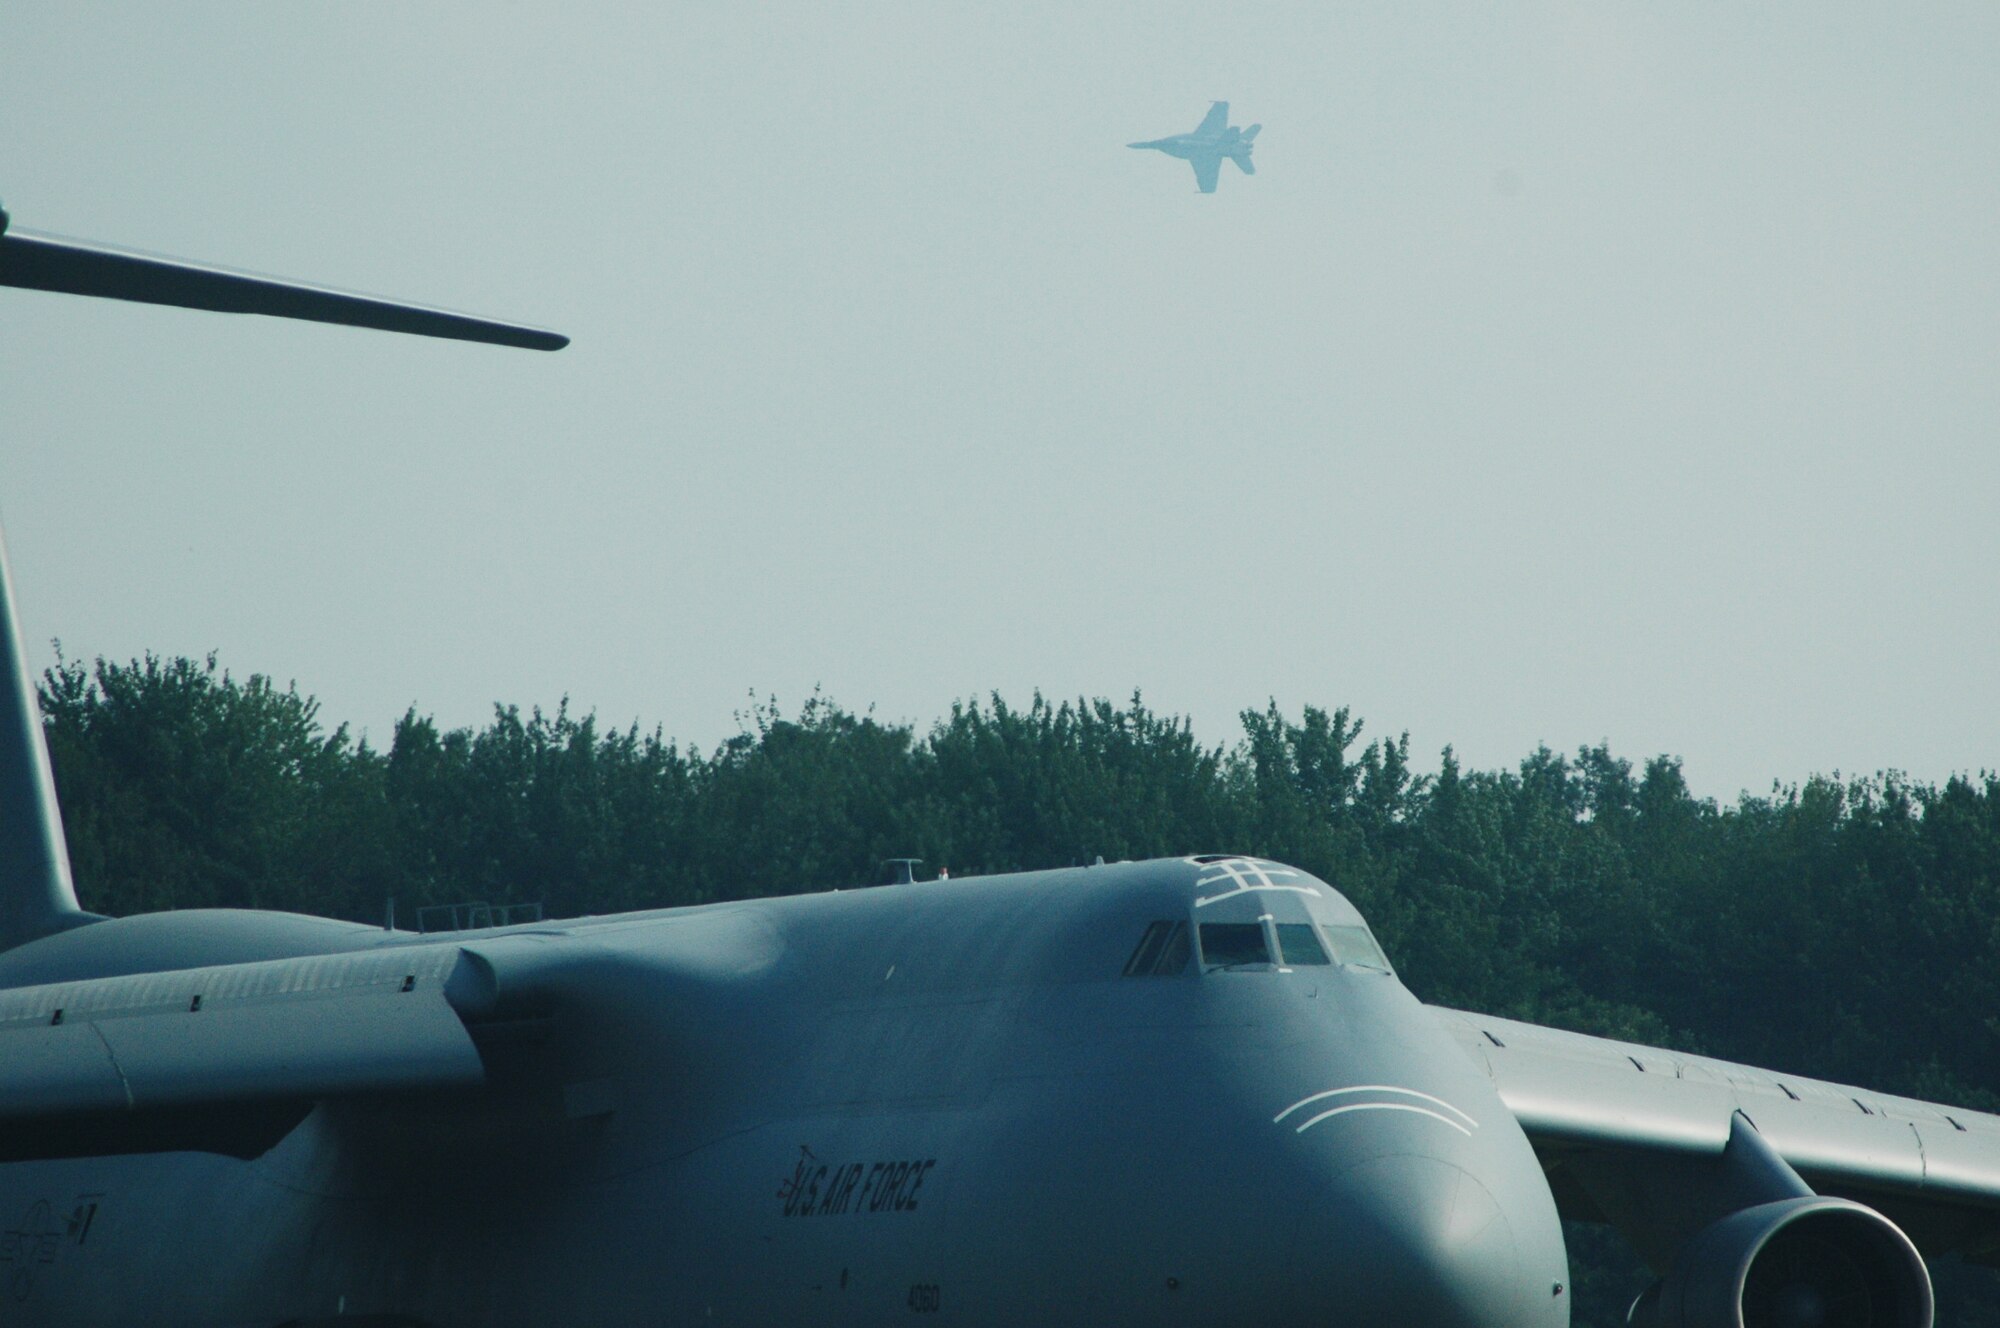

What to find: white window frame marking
left=1193, top=858, right=1318, bottom=908
left=1273, top=1085, right=1478, bottom=1132
left=1257, top=913, right=1295, bottom=973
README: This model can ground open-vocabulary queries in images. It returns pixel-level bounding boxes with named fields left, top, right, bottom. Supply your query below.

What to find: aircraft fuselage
left=0, top=858, right=1570, bottom=1326
left=1128, top=103, right=1259, bottom=193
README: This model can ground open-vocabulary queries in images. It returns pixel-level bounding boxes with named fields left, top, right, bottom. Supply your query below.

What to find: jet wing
left=0, top=945, right=486, bottom=1127
left=0, top=227, right=569, bottom=351
left=1433, top=1007, right=2000, bottom=1264
left=1195, top=101, right=1229, bottom=137
left=1190, top=153, right=1223, bottom=194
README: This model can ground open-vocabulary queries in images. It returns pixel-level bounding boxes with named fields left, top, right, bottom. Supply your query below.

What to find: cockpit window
left=1123, top=921, right=1191, bottom=976
left=1325, top=924, right=1392, bottom=972
left=1275, top=923, right=1331, bottom=966
left=1199, top=922, right=1271, bottom=969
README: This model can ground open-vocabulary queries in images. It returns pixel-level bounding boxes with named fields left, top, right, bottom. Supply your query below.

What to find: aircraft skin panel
left=0, top=856, right=1992, bottom=1320
left=1194, top=101, right=1228, bottom=137
left=0, top=946, right=482, bottom=1123
left=0, top=858, right=1578, bottom=1326
left=1190, top=153, right=1223, bottom=193
left=1436, top=1006, right=2000, bottom=1244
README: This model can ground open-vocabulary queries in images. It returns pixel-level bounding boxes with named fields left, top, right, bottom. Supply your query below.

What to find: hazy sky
left=3, top=4, right=1996, bottom=800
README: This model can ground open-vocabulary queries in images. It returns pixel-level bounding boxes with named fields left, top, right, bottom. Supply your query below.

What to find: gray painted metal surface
left=0, top=859, right=1575, bottom=1326
left=0, top=206, right=568, bottom=351
left=0, top=532, right=94, bottom=953
left=0, top=947, right=480, bottom=1120
left=1437, top=1007, right=2000, bottom=1205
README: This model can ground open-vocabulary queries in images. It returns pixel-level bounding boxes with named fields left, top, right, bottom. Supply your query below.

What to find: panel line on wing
left=87, top=1022, right=134, bottom=1110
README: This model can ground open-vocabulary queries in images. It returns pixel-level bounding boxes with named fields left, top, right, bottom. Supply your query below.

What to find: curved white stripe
left=1272, top=1088, right=1480, bottom=1128
left=1292, top=1102, right=1474, bottom=1137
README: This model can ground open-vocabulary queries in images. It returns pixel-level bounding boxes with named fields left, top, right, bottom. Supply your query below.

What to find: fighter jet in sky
left=1129, top=101, right=1260, bottom=193
left=6, top=200, right=2000, bottom=1327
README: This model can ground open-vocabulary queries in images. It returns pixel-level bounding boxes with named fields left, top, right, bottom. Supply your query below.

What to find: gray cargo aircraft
left=3, top=206, right=1999, bottom=1328
left=1128, top=102, right=1260, bottom=193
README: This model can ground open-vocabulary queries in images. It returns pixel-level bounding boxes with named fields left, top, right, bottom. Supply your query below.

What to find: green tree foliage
left=39, top=651, right=384, bottom=918
left=41, top=653, right=2000, bottom=1097
left=36, top=653, right=2000, bottom=1322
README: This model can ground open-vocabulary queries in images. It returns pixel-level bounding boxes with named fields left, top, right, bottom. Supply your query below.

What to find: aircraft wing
left=1434, top=1007, right=2000, bottom=1265
left=0, top=945, right=486, bottom=1132
left=0, top=226, right=569, bottom=351
left=1195, top=101, right=1229, bottom=137
left=1190, top=153, right=1223, bottom=194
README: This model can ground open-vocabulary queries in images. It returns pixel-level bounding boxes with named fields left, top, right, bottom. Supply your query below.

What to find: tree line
left=37, top=650, right=2000, bottom=1322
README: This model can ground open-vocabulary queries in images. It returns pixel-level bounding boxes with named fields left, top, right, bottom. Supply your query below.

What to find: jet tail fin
left=1230, top=125, right=1259, bottom=175
left=0, top=530, right=98, bottom=951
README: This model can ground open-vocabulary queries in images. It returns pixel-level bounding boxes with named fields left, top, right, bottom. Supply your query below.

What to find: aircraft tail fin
left=1230, top=126, right=1259, bottom=175
left=0, top=530, right=98, bottom=951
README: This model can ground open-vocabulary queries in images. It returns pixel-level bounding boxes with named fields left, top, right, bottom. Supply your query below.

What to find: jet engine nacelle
left=1627, top=1196, right=1932, bottom=1328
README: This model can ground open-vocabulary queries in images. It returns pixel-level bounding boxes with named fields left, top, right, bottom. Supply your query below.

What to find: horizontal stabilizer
left=0, top=946, right=484, bottom=1125
left=0, top=531, right=94, bottom=953
left=0, top=227, right=569, bottom=351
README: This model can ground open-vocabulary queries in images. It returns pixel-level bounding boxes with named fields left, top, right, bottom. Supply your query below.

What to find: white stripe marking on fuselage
left=1273, top=1085, right=1479, bottom=1131
left=1290, top=1102, right=1475, bottom=1137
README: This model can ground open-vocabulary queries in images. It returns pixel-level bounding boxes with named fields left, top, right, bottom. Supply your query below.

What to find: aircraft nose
left=1328, top=1152, right=1548, bottom=1327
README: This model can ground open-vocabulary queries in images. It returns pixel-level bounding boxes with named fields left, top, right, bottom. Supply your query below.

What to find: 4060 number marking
left=907, top=1283, right=941, bottom=1313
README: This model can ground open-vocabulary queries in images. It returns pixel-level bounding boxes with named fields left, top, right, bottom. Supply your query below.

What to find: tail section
left=1230, top=124, right=1260, bottom=175
left=0, top=530, right=97, bottom=949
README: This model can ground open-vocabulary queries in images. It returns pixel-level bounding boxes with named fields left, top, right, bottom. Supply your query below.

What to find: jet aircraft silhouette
left=1129, top=101, right=1260, bottom=193
left=5, top=200, right=2000, bottom=1327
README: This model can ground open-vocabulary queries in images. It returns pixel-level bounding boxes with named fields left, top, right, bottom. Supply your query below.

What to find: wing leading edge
left=1434, top=1007, right=2000, bottom=1265
left=0, top=946, right=485, bottom=1128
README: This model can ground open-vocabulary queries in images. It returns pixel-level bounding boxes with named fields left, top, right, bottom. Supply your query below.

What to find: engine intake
left=1628, top=1196, right=1931, bottom=1328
